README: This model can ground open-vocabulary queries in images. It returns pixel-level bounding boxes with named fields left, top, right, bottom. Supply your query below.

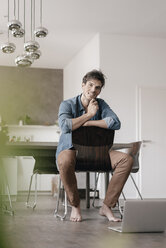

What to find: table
left=1, top=141, right=131, bottom=156
left=1, top=141, right=59, bottom=157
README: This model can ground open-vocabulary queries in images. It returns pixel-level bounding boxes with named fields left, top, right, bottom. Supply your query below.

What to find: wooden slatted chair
left=54, top=126, right=115, bottom=220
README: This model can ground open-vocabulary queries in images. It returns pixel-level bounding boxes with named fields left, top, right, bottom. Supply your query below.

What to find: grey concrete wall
left=0, top=66, right=63, bottom=125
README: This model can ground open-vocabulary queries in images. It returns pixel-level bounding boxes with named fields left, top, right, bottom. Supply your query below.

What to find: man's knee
left=57, top=150, right=76, bottom=171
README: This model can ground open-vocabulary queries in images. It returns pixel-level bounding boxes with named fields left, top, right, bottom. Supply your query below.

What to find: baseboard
left=17, top=189, right=99, bottom=199
left=17, top=191, right=52, bottom=196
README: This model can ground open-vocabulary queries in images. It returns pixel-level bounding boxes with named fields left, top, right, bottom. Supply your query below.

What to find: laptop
left=108, top=200, right=166, bottom=233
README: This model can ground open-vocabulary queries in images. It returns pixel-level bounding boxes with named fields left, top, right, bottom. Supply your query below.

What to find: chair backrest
left=123, top=141, right=142, bottom=173
left=33, top=156, right=59, bottom=174
left=72, top=126, right=115, bottom=172
left=130, top=141, right=142, bottom=173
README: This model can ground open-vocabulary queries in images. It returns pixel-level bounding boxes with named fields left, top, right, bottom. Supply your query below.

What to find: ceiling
left=0, top=0, right=166, bottom=69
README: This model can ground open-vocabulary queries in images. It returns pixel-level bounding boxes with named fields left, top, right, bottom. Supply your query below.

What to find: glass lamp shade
left=34, top=27, right=48, bottom=38
left=15, top=54, right=34, bottom=67
left=26, top=50, right=41, bottom=60
left=8, top=20, right=22, bottom=31
left=1, top=42, right=16, bottom=53
left=12, top=28, right=25, bottom=38
left=24, top=40, right=40, bottom=52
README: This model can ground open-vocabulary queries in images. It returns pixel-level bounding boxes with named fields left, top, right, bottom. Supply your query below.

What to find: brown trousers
left=57, top=149, right=133, bottom=208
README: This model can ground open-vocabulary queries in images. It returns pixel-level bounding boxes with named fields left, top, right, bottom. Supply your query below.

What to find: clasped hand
left=87, top=99, right=99, bottom=116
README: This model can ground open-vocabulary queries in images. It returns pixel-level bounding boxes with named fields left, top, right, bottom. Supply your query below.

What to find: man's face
left=82, top=79, right=102, bottom=101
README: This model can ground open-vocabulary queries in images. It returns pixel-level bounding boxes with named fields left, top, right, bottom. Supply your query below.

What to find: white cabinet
left=17, top=156, right=35, bottom=191
left=8, top=124, right=60, bottom=142
left=2, top=157, right=18, bottom=196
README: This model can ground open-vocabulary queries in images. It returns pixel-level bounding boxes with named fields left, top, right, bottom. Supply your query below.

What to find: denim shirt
left=56, top=95, right=121, bottom=160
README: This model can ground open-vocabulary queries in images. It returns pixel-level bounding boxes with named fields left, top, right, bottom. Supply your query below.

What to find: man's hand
left=87, top=99, right=99, bottom=117
left=71, top=99, right=99, bottom=131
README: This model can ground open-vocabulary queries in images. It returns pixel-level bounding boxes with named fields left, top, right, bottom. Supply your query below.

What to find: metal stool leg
left=92, top=172, right=111, bottom=209
left=54, top=176, right=68, bottom=220
left=130, top=173, right=143, bottom=200
left=54, top=176, right=61, bottom=216
left=26, top=174, right=33, bottom=207
left=117, top=200, right=123, bottom=219
left=0, top=165, right=14, bottom=216
left=118, top=174, right=143, bottom=217
left=26, top=173, right=37, bottom=209
left=33, top=173, right=37, bottom=209
left=121, top=191, right=126, bottom=201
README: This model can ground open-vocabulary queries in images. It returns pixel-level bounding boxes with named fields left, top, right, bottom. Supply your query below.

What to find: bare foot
left=70, top=205, right=82, bottom=222
left=99, top=203, right=121, bottom=222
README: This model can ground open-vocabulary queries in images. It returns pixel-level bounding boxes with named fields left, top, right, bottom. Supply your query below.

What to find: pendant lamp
left=24, top=0, right=39, bottom=53
left=1, top=0, right=16, bottom=54
left=1, top=42, right=16, bottom=53
left=34, top=0, right=48, bottom=38
left=26, top=50, right=41, bottom=60
left=15, top=54, right=33, bottom=66
left=8, top=0, right=22, bottom=31
left=15, top=0, right=34, bottom=66
left=12, top=0, right=25, bottom=38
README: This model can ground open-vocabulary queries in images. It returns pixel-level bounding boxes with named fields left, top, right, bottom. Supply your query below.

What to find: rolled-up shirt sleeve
left=100, top=100, right=121, bottom=130
left=58, top=101, right=73, bottom=133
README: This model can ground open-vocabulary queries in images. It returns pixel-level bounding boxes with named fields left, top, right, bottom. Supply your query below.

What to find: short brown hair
left=82, top=69, right=106, bottom=87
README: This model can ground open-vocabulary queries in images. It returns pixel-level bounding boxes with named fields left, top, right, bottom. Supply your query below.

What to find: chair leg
left=34, top=173, right=37, bottom=209
left=92, top=172, right=100, bottom=208
left=119, top=173, right=143, bottom=216
left=6, top=184, right=14, bottom=212
left=0, top=165, right=14, bottom=216
left=117, top=201, right=123, bottom=219
left=121, top=191, right=126, bottom=201
left=54, top=176, right=68, bottom=220
left=26, top=173, right=37, bottom=209
left=130, top=173, right=143, bottom=200
left=86, top=172, right=90, bottom=208
left=92, top=172, right=111, bottom=209
left=54, top=176, right=61, bottom=215
left=105, top=172, right=109, bottom=192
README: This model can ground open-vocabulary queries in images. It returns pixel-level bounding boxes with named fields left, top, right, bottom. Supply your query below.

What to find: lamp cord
left=24, top=0, right=25, bottom=43
left=33, top=0, right=35, bottom=41
left=7, top=0, right=9, bottom=41
left=40, top=0, right=42, bottom=27
left=18, top=0, right=19, bottom=20
left=14, top=0, right=16, bottom=20
left=31, top=0, right=33, bottom=40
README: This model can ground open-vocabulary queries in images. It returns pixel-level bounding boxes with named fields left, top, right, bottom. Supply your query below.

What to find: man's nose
left=91, top=86, right=96, bottom=92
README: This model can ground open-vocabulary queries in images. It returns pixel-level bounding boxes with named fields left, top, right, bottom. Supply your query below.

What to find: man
left=56, top=69, right=133, bottom=222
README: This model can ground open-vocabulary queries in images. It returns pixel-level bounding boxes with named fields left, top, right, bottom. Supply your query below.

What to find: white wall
left=64, top=33, right=100, bottom=100
left=100, top=34, right=166, bottom=143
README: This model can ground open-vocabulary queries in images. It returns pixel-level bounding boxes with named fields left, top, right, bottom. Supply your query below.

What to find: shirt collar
left=78, top=94, right=84, bottom=112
